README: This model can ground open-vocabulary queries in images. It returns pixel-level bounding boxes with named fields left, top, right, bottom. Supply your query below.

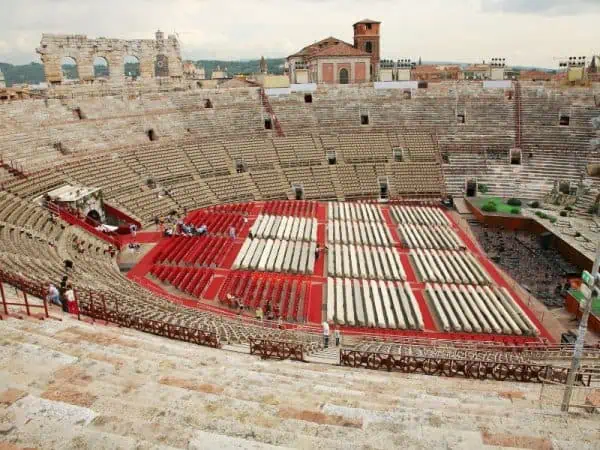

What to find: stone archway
left=93, top=56, right=109, bottom=79
left=61, top=56, right=79, bottom=81
left=339, top=68, right=349, bottom=85
left=124, top=55, right=140, bottom=79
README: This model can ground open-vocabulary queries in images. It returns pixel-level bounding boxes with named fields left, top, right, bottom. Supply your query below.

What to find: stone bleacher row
left=411, top=248, right=492, bottom=285
left=250, top=215, right=317, bottom=242
left=2, top=82, right=598, bottom=206
left=150, top=265, right=215, bottom=298
left=327, top=277, right=424, bottom=329
left=328, top=244, right=406, bottom=281
left=327, top=219, right=393, bottom=247
left=398, top=223, right=464, bottom=250
left=152, top=235, right=233, bottom=267
left=425, top=283, right=539, bottom=336
left=218, top=271, right=310, bottom=321
left=233, top=238, right=316, bottom=275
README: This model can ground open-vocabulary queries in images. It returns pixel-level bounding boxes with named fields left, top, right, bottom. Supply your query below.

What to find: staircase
left=1, top=315, right=598, bottom=449
left=514, top=81, right=523, bottom=149
left=260, top=88, right=285, bottom=138
left=574, top=187, right=599, bottom=218
left=0, top=157, right=27, bottom=180
left=304, top=344, right=340, bottom=364
left=329, top=166, right=345, bottom=200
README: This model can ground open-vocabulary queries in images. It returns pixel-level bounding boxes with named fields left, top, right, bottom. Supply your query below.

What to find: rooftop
left=289, top=37, right=370, bottom=59
left=353, top=18, right=381, bottom=25
left=46, top=184, right=100, bottom=203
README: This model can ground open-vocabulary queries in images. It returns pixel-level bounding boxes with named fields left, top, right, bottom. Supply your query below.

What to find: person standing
left=322, top=321, right=330, bottom=348
left=229, top=226, right=236, bottom=240
left=334, top=327, right=341, bottom=347
left=64, top=283, right=78, bottom=315
left=59, top=276, right=69, bottom=312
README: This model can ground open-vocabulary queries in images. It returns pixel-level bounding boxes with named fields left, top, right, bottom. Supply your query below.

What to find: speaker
left=539, top=232, right=553, bottom=250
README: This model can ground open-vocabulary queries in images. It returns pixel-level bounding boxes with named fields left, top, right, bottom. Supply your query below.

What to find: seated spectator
left=226, top=293, right=235, bottom=307
left=197, top=224, right=208, bottom=236
left=46, top=283, right=62, bottom=308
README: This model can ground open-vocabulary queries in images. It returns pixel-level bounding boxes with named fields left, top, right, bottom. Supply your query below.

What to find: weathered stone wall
left=36, top=32, right=183, bottom=84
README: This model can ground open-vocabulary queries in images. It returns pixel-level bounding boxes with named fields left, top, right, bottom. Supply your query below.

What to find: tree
left=418, top=56, right=422, bottom=66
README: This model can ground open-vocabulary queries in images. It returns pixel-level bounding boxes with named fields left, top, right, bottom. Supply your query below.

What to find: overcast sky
left=0, top=0, right=599, bottom=67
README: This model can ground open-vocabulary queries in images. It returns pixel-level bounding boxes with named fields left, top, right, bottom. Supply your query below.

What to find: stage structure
left=45, top=185, right=106, bottom=222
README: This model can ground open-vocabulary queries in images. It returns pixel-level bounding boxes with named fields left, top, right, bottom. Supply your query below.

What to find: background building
left=287, top=19, right=380, bottom=84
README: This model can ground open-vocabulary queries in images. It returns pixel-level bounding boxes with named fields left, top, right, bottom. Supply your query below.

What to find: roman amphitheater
left=1, top=28, right=600, bottom=449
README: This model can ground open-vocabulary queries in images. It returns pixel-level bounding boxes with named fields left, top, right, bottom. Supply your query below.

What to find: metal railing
left=0, top=270, right=49, bottom=318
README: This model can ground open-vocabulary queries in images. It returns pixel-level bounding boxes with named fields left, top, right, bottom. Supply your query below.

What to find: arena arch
left=93, top=56, right=110, bottom=79
left=124, top=55, right=141, bottom=79
left=61, top=56, right=79, bottom=81
left=37, top=33, right=183, bottom=84
left=87, top=209, right=101, bottom=223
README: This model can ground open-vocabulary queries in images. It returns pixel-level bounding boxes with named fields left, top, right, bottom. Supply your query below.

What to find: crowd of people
left=156, top=213, right=239, bottom=240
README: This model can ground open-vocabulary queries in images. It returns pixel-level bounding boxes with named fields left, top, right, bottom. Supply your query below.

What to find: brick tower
left=353, top=19, right=381, bottom=81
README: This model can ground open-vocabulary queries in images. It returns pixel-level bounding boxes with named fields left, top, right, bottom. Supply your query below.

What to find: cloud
left=0, top=0, right=599, bottom=68
left=481, top=0, right=600, bottom=15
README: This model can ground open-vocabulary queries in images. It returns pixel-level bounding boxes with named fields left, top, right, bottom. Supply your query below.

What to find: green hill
left=0, top=62, right=45, bottom=87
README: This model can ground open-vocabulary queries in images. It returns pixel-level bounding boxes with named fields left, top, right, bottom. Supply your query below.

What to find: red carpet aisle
left=412, top=289, right=437, bottom=331
left=307, top=282, right=324, bottom=323
left=380, top=206, right=402, bottom=244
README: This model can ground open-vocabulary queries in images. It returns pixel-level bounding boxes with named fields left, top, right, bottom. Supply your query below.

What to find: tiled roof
left=412, top=65, right=441, bottom=73
left=353, top=19, right=381, bottom=25
left=289, top=37, right=370, bottom=59
left=310, top=43, right=370, bottom=58
left=464, top=64, right=490, bottom=71
left=289, top=37, right=340, bottom=58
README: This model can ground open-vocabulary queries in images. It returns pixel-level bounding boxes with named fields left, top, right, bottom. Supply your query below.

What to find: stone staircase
left=574, top=187, right=599, bottom=218
left=1, top=315, right=599, bottom=449
left=304, top=344, right=340, bottom=365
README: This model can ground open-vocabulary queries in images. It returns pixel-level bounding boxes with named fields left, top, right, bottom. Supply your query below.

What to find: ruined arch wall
left=37, top=33, right=183, bottom=84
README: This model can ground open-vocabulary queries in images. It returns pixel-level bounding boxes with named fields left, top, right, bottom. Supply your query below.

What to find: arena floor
left=126, top=200, right=553, bottom=345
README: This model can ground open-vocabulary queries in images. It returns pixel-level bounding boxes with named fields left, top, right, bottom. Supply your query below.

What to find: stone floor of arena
left=124, top=200, right=553, bottom=345
left=0, top=313, right=599, bottom=450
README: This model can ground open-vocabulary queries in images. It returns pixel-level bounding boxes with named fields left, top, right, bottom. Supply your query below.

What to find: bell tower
left=353, top=19, right=381, bottom=81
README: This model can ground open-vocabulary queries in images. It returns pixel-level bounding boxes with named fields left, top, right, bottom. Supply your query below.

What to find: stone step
left=1, top=316, right=599, bottom=449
